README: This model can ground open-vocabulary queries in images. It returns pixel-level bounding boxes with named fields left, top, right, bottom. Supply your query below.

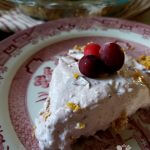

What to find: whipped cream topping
left=35, top=47, right=150, bottom=150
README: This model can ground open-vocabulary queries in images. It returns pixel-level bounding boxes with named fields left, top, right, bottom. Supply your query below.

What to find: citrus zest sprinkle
left=137, top=55, right=150, bottom=70
left=132, top=70, right=145, bottom=84
left=73, top=73, right=79, bottom=79
left=73, top=45, right=82, bottom=51
left=66, top=102, right=80, bottom=112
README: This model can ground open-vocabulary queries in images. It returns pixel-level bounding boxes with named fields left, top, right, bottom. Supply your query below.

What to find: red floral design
left=0, top=66, right=7, bottom=84
left=0, top=66, right=7, bottom=74
left=26, top=58, right=43, bottom=74
left=34, top=67, right=52, bottom=102
left=0, top=125, right=9, bottom=150
left=36, top=92, right=48, bottom=102
left=0, top=129, right=5, bottom=150
left=34, top=67, right=52, bottom=88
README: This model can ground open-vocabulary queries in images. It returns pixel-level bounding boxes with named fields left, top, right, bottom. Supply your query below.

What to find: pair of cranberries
left=79, top=42, right=125, bottom=78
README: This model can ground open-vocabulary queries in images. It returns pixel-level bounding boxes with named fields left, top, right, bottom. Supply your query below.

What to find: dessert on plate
left=35, top=42, right=150, bottom=150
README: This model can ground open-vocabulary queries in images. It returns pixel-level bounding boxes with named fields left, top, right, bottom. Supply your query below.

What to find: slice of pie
left=35, top=43, right=150, bottom=150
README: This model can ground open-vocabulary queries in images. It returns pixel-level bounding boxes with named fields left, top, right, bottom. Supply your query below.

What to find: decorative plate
left=0, top=17, right=150, bottom=150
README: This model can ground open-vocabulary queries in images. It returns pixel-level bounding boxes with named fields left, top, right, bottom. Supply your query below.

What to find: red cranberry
left=84, top=43, right=101, bottom=58
left=100, top=42, right=125, bottom=72
left=79, top=55, right=103, bottom=78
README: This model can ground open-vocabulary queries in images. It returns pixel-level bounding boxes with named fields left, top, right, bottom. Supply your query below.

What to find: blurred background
left=0, top=0, right=150, bottom=40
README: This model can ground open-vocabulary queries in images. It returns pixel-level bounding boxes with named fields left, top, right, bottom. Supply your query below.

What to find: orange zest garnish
left=66, top=102, right=81, bottom=112
left=137, top=55, right=150, bottom=70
